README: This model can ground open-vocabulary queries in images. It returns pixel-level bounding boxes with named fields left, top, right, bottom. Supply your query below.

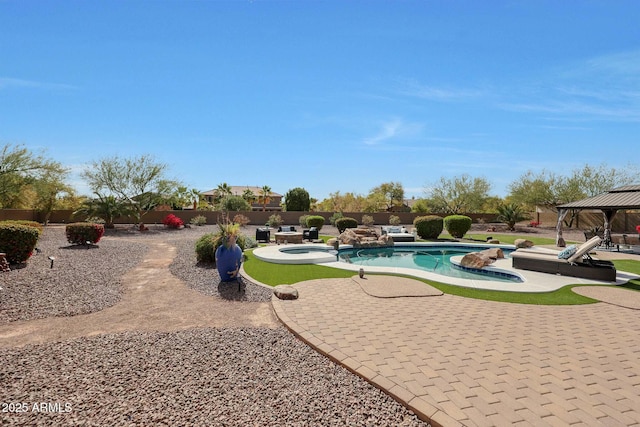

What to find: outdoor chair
left=511, top=236, right=616, bottom=281
left=303, top=227, right=319, bottom=241
left=255, top=227, right=270, bottom=243
left=277, top=226, right=296, bottom=232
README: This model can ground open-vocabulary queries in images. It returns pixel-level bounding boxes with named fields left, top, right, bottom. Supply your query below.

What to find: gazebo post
left=602, top=209, right=617, bottom=248
left=556, top=208, right=568, bottom=247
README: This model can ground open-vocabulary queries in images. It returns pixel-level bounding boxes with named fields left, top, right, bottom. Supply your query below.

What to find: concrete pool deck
left=259, top=245, right=640, bottom=426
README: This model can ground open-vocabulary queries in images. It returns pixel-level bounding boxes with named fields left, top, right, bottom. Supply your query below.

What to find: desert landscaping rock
left=0, top=328, right=426, bottom=426
left=273, top=284, right=299, bottom=300
left=0, top=225, right=428, bottom=426
left=514, top=238, right=534, bottom=248
left=0, top=231, right=147, bottom=323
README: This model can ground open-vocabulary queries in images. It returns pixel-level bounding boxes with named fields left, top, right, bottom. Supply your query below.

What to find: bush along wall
left=335, top=217, right=358, bottom=233
left=413, top=215, right=444, bottom=239
left=444, top=215, right=472, bottom=238
left=0, top=222, right=41, bottom=264
left=65, top=223, right=105, bottom=245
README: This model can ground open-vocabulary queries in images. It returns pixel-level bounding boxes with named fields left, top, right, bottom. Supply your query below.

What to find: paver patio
left=272, top=276, right=640, bottom=426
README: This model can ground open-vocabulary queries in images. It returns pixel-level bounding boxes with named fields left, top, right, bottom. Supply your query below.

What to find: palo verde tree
left=284, top=187, right=310, bottom=211
left=426, top=174, right=492, bottom=214
left=369, top=182, right=405, bottom=211
left=0, top=143, right=69, bottom=209
left=81, top=154, right=178, bottom=224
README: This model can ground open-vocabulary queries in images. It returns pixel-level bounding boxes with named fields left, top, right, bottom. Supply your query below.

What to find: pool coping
left=251, top=242, right=638, bottom=292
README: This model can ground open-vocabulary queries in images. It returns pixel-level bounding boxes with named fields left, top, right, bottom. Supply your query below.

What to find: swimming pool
left=253, top=242, right=522, bottom=283
left=338, top=244, right=522, bottom=282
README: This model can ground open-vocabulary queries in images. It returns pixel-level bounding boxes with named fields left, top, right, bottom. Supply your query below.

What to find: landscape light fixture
left=48, top=256, right=55, bottom=269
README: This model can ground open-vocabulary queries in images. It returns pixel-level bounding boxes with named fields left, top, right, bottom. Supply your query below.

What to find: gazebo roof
left=557, top=185, right=640, bottom=210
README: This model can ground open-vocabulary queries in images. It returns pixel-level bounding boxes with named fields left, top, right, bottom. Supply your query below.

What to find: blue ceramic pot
left=215, top=243, right=243, bottom=281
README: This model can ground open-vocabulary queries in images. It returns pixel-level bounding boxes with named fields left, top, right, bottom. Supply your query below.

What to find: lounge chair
left=511, top=236, right=616, bottom=281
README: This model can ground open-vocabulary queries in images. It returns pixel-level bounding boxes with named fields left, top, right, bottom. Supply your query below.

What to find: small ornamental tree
left=284, top=187, right=311, bottom=211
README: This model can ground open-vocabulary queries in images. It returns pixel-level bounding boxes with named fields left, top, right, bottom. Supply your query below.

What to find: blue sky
left=1, top=1, right=639, bottom=201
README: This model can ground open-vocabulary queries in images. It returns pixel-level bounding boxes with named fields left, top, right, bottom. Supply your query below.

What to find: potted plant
left=214, top=223, right=243, bottom=282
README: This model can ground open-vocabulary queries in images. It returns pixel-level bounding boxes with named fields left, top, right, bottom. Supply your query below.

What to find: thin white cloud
left=396, top=78, right=485, bottom=101
left=362, top=119, right=424, bottom=146
left=584, top=50, right=640, bottom=77
left=499, top=49, right=640, bottom=122
left=0, top=77, right=77, bottom=91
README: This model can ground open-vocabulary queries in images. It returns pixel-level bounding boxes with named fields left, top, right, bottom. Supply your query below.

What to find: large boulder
left=273, top=285, right=299, bottom=300
left=459, top=247, right=504, bottom=269
left=460, top=252, right=494, bottom=269
left=480, top=247, right=504, bottom=259
left=514, top=239, right=534, bottom=249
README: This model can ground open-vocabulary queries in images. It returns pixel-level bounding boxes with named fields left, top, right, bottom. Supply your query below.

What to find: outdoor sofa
left=511, top=236, right=617, bottom=281
left=381, top=226, right=416, bottom=242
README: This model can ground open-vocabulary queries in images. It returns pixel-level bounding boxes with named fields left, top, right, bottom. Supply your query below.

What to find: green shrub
left=305, top=215, right=325, bottom=231
left=195, top=229, right=257, bottom=263
left=444, top=215, right=472, bottom=238
left=329, top=212, right=344, bottom=226
left=190, top=215, right=207, bottom=226
left=195, top=233, right=217, bottom=263
left=65, top=222, right=105, bottom=245
left=361, top=215, right=374, bottom=227
left=0, top=220, right=44, bottom=233
left=267, top=214, right=283, bottom=228
left=335, top=217, right=358, bottom=233
left=413, top=215, right=443, bottom=239
left=0, top=223, right=41, bottom=264
left=388, top=215, right=401, bottom=226
left=298, top=215, right=310, bottom=228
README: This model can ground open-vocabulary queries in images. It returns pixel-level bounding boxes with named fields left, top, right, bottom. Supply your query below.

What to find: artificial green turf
left=243, top=250, right=353, bottom=285
left=243, top=248, right=640, bottom=305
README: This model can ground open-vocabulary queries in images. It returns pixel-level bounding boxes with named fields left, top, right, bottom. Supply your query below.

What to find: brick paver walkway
left=272, top=277, right=640, bottom=427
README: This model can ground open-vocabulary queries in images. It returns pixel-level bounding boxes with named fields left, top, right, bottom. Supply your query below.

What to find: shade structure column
left=556, top=208, right=569, bottom=247
left=602, top=209, right=617, bottom=247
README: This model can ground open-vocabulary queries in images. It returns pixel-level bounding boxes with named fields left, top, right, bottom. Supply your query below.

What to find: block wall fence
left=2, top=209, right=639, bottom=233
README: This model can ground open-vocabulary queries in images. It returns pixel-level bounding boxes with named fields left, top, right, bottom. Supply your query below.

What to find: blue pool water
left=338, top=245, right=522, bottom=282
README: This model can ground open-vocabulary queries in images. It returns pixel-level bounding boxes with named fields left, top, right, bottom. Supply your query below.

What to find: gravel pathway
left=0, top=225, right=429, bottom=426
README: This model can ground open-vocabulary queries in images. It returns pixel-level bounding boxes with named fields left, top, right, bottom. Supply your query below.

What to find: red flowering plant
left=162, top=214, right=184, bottom=229
left=636, top=225, right=640, bottom=234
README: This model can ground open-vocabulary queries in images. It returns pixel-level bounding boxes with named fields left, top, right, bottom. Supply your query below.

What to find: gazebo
left=555, top=185, right=640, bottom=247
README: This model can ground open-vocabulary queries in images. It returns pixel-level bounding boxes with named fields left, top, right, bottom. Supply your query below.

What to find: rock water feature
left=328, top=227, right=395, bottom=248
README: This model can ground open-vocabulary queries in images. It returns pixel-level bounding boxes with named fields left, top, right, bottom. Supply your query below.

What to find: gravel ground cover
left=166, top=227, right=273, bottom=302
left=0, top=227, right=148, bottom=323
left=0, top=224, right=429, bottom=426
left=0, top=328, right=427, bottom=426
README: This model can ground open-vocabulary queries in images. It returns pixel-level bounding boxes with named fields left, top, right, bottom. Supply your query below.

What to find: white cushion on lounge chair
left=567, top=236, right=602, bottom=264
